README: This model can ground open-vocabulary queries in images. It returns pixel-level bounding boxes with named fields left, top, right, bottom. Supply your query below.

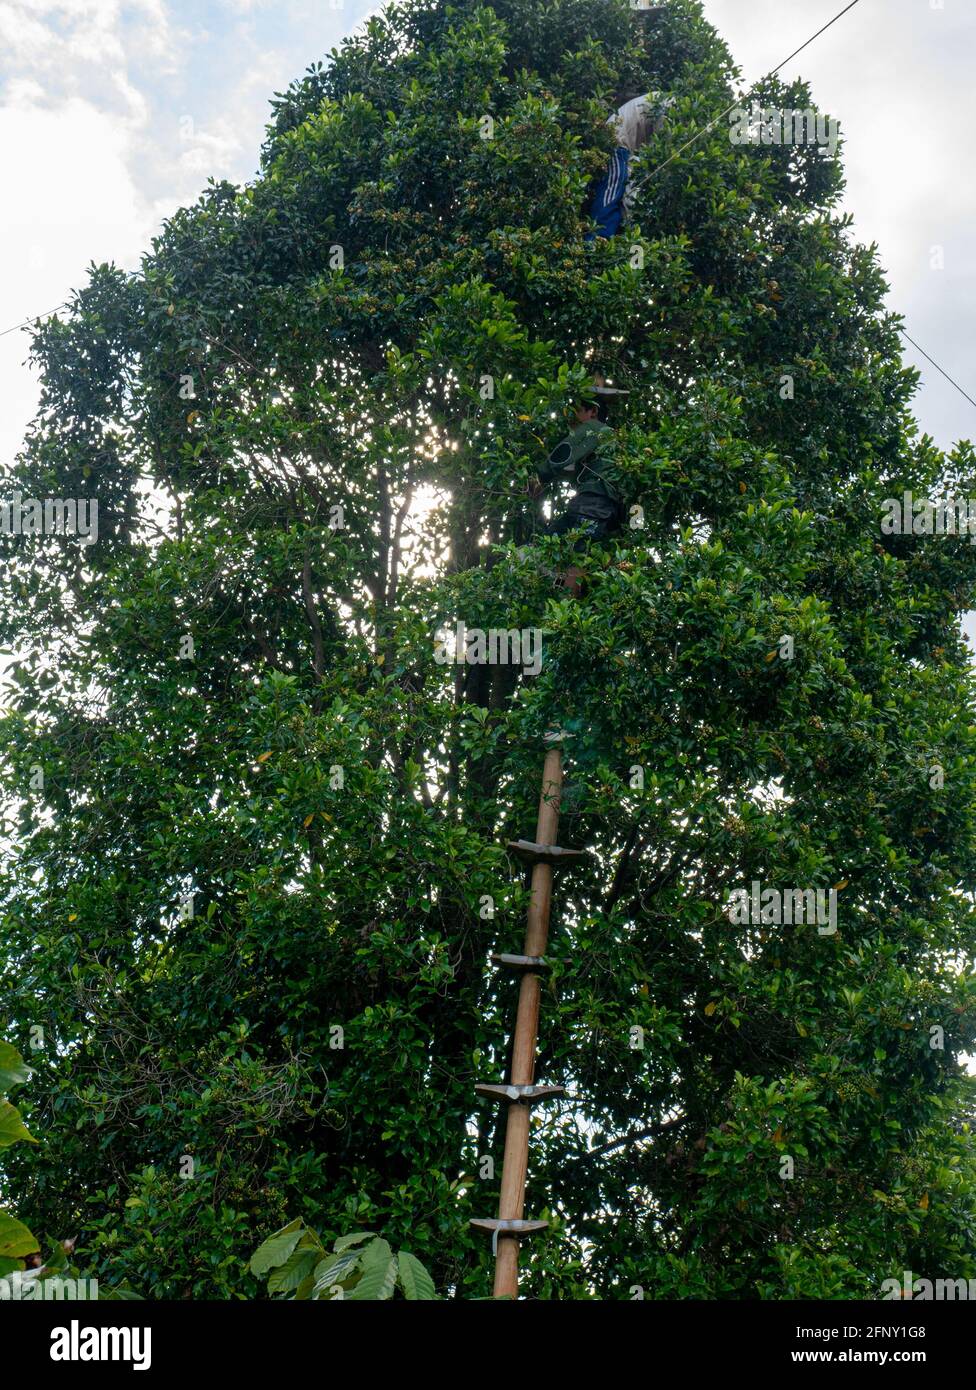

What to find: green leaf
left=267, top=1247, right=320, bottom=1294
left=0, top=1209, right=38, bottom=1260
left=0, top=1101, right=36, bottom=1149
left=347, top=1237, right=396, bottom=1300
left=311, top=1247, right=363, bottom=1296
left=397, top=1249, right=437, bottom=1300
left=332, top=1229, right=374, bottom=1253
left=0, top=1043, right=31, bottom=1092
left=249, top=1219, right=303, bottom=1275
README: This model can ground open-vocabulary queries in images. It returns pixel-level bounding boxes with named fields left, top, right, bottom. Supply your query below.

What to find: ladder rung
left=507, top=839, right=587, bottom=866
left=470, top=1218, right=549, bottom=1237
left=491, top=952, right=549, bottom=972
left=543, top=728, right=572, bottom=746
left=475, top=1082, right=566, bottom=1104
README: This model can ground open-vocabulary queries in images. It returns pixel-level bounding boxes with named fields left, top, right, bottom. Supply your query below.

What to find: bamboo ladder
left=470, top=727, right=585, bottom=1298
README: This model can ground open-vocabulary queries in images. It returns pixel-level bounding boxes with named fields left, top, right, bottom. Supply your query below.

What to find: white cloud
left=0, top=0, right=185, bottom=468
left=0, top=95, right=153, bottom=467
left=0, top=0, right=176, bottom=92
left=701, top=0, right=976, bottom=452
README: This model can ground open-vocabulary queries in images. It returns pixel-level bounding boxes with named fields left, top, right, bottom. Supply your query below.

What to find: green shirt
left=538, top=420, right=622, bottom=506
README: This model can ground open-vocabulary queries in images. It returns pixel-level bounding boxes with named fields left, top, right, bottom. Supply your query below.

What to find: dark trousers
left=545, top=506, right=620, bottom=547
left=586, top=147, right=631, bottom=240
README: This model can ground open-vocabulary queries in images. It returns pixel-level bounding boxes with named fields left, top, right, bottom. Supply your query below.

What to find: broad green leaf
left=333, top=1229, right=374, bottom=1253
left=0, top=1043, right=30, bottom=1092
left=347, top=1237, right=396, bottom=1301
left=249, top=1219, right=303, bottom=1275
left=267, top=1247, right=320, bottom=1294
left=311, top=1247, right=363, bottom=1296
left=0, top=1209, right=38, bottom=1260
left=397, top=1249, right=437, bottom=1300
left=42, top=1243, right=68, bottom=1273
left=0, top=1101, right=36, bottom=1149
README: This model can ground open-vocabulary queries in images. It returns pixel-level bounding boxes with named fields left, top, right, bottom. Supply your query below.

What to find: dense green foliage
left=250, top=1222, right=437, bottom=1299
left=2, top=0, right=976, bottom=1298
left=0, top=1040, right=38, bottom=1274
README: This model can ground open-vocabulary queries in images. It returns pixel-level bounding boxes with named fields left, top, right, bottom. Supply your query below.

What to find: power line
left=900, top=329, right=976, bottom=414
left=2, top=3, right=974, bottom=423
left=0, top=6, right=861, bottom=345
left=0, top=303, right=70, bottom=341
left=766, top=0, right=863, bottom=81
left=0, top=268, right=145, bottom=341
left=0, top=2, right=884, bottom=346
left=631, top=0, right=863, bottom=190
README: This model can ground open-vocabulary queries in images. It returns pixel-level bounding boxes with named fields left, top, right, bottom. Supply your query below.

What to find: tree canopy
left=2, top=0, right=976, bottom=1299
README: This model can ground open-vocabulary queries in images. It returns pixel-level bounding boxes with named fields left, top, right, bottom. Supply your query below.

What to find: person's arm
left=533, top=435, right=573, bottom=493
left=533, top=422, right=607, bottom=493
left=533, top=438, right=575, bottom=495
left=545, top=424, right=604, bottom=475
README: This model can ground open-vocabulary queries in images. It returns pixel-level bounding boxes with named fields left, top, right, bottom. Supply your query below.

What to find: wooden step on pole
left=472, top=731, right=584, bottom=1299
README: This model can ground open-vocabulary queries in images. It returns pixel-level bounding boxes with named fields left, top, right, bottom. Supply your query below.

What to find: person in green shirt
left=526, top=380, right=628, bottom=597
left=532, top=383, right=628, bottom=544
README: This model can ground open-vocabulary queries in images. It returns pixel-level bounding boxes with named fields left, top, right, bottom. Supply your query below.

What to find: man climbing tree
left=588, top=91, right=673, bottom=238
left=531, top=381, right=628, bottom=593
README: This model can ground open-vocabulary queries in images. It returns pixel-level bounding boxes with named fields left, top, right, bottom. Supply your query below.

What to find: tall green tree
left=2, top=0, right=976, bottom=1299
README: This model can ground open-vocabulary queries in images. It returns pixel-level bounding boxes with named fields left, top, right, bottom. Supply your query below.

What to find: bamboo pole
left=493, top=743, right=564, bottom=1299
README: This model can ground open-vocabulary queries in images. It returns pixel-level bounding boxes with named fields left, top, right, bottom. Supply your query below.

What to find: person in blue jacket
left=588, top=92, right=673, bottom=239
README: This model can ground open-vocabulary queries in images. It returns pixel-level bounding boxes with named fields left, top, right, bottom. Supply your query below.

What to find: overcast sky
left=1, top=0, right=974, bottom=465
